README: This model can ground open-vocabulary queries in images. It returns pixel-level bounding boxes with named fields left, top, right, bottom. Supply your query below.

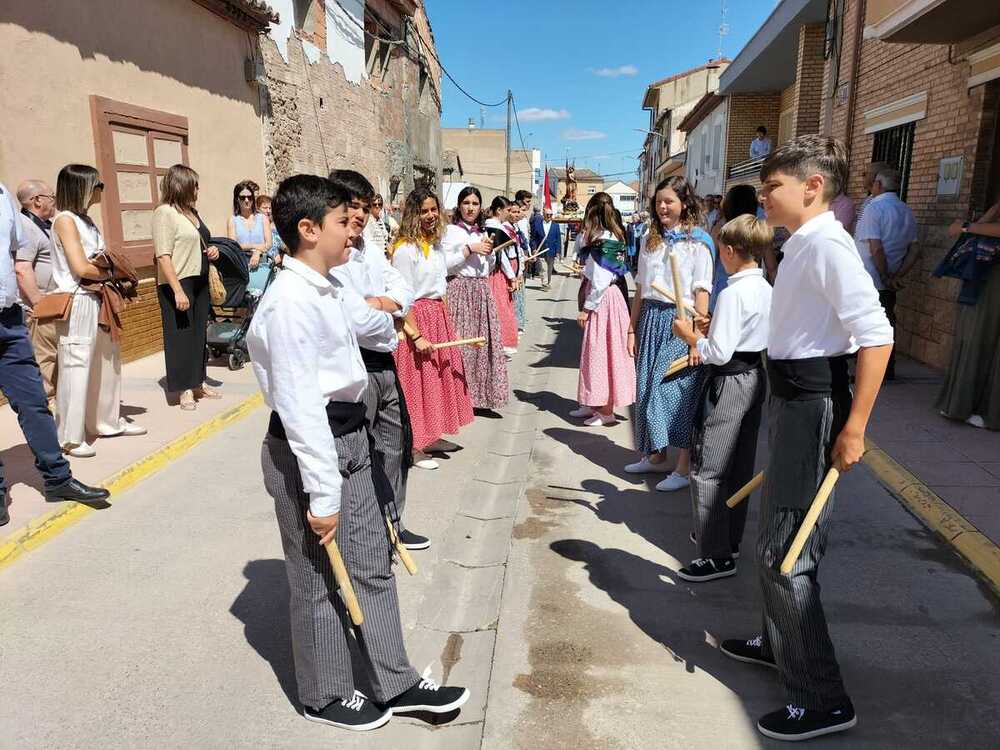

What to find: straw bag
left=207, top=262, right=226, bottom=306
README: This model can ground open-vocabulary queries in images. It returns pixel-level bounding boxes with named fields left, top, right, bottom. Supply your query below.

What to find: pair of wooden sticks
left=323, top=514, right=419, bottom=627
left=724, top=468, right=841, bottom=575
left=650, top=254, right=698, bottom=380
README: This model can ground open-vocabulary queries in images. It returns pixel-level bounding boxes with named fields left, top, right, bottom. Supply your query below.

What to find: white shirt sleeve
left=442, top=226, right=469, bottom=271
left=499, top=248, right=515, bottom=279
left=372, top=248, right=414, bottom=316
left=690, top=242, right=714, bottom=296
left=261, top=298, right=343, bottom=516
left=817, top=238, right=894, bottom=348
left=583, top=254, right=614, bottom=311
left=340, top=284, right=397, bottom=351
left=696, top=290, right=740, bottom=365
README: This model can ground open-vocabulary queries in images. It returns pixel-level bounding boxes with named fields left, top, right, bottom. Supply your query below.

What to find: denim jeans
left=0, top=304, right=71, bottom=495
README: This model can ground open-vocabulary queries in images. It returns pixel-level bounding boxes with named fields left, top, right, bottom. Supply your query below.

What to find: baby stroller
left=205, top=237, right=275, bottom=370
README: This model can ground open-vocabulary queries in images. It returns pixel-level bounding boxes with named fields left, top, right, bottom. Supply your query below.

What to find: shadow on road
left=529, top=317, right=582, bottom=370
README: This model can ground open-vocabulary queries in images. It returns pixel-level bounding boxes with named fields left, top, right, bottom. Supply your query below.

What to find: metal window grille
left=871, top=122, right=915, bottom=200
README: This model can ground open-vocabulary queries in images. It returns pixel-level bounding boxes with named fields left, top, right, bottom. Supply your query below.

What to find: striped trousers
left=262, top=428, right=419, bottom=709
left=690, top=367, right=765, bottom=560
left=756, top=391, right=852, bottom=711
left=361, top=370, right=409, bottom=525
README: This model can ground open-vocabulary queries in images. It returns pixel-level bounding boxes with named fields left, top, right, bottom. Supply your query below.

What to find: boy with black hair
left=327, top=169, right=430, bottom=551
left=248, top=175, right=468, bottom=732
left=719, top=136, right=893, bottom=741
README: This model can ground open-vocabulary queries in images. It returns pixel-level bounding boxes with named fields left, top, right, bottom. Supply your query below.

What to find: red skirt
left=393, top=298, right=475, bottom=451
left=488, top=270, right=519, bottom=348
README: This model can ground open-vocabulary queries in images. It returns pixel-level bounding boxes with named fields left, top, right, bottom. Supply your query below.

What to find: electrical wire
left=510, top=96, right=535, bottom=169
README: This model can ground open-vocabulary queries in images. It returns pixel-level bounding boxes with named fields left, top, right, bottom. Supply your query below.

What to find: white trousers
left=55, top=293, right=125, bottom=448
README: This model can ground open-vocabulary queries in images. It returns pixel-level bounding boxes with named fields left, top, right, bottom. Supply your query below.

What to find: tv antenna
left=718, top=1, right=730, bottom=59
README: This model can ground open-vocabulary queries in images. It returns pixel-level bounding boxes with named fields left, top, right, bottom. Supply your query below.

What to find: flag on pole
left=543, top=167, right=552, bottom=211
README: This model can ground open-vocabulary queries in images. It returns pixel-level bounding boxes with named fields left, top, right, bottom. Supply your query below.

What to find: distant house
left=604, top=181, right=639, bottom=215
left=678, top=93, right=728, bottom=197
left=552, top=167, right=604, bottom=205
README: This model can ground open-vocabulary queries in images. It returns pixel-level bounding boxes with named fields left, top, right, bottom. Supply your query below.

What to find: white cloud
left=518, top=107, right=571, bottom=122
left=592, top=64, right=639, bottom=78
left=563, top=128, right=607, bottom=141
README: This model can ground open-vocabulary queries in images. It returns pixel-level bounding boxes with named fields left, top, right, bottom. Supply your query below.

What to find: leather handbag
left=32, top=292, right=74, bottom=322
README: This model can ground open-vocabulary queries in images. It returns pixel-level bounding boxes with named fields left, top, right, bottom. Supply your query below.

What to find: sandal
left=179, top=390, right=197, bottom=411
left=195, top=386, right=222, bottom=400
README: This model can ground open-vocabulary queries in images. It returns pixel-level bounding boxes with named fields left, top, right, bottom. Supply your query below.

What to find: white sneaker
left=624, top=457, right=671, bottom=474
left=65, top=443, right=97, bottom=459
left=966, top=414, right=986, bottom=429
left=583, top=413, right=617, bottom=427
left=413, top=451, right=439, bottom=470
left=117, top=422, right=147, bottom=437
left=503, top=347, right=518, bottom=357
left=656, top=472, right=690, bottom=492
left=569, top=406, right=594, bottom=418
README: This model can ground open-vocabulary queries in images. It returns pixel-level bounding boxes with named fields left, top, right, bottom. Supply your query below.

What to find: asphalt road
left=1, top=272, right=997, bottom=749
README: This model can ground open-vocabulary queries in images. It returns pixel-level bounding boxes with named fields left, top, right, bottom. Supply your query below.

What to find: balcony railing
left=727, top=156, right=765, bottom=180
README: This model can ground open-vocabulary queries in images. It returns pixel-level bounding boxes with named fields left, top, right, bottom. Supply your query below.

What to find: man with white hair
left=529, top=205, right=562, bottom=290
left=15, top=180, right=59, bottom=399
left=854, top=165, right=917, bottom=379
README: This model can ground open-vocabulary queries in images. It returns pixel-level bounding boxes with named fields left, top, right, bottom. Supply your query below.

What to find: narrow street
left=1, top=274, right=997, bottom=749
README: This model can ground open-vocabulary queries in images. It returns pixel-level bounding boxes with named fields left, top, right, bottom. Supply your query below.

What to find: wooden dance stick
left=432, top=337, right=487, bottom=351
left=649, top=282, right=692, bottom=318
left=664, top=354, right=689, bottom=378
left=522, top=239, right=549, bottom=263
left=668, top=251, right=688, bottom=321
left=726, top=470, right=764, bottom=508
left=324, top=540, right=364, bottom=626
left=385, top=516, right=418, bottom=576
left=779, top=468, right=841, bottom=575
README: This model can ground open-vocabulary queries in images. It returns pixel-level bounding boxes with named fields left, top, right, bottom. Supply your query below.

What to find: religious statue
left=561, top=161, right=580, bottom=214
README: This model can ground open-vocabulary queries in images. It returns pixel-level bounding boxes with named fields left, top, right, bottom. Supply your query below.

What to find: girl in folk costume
left=441, top=186, right=510, bottom=411
left=392, top=189, right=475, bottom=468
left=573, top=192, right=636, bottom=426
left=484, top=196, right=520, bottom=355
left=505, top=200, right=528, bottom=331
left=627, top=176, right=715, bottom=492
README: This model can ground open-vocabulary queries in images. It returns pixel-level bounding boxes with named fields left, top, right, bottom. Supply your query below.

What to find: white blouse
left=391, top=240, right=448, bottom=300
left=581, top=230, right=618, bottom=311
left=50, top=210, right=104, bottom=294
left=485, top=218, right=517, bottom=279
left=696, top=268, right=772, bottom=365
left=442, top=223, right=493, bottom=278
left=635, top=231, right=713, bottom=307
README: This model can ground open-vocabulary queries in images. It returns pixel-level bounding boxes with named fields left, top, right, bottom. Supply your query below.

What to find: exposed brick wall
left=120, top=280, right=165, bottom=363
left=725, top=92, right=782, bottom=170
left=793, top=24, right=826, bottom=137
left=823, top=0, right=1000, bottom=369
left=259, top=0, right=442, bottom=201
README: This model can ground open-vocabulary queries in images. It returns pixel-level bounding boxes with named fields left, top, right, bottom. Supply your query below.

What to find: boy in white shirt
left=672, top=214, right=773, bottom=583
left=248, top=175, right=469, bottom=732
left=719, top=136, right=892, bottom=742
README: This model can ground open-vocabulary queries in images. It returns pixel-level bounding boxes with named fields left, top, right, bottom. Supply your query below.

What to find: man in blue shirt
left=750, top=126, right=772, bottom=160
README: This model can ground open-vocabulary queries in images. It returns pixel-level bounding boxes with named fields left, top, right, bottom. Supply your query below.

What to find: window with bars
left=871, top=122, right=915, bottom=200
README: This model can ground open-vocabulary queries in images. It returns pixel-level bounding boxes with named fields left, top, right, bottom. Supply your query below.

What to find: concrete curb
left=0, top=392, right=264, bottom=571
left=864, top=438, right=1000, bottom=598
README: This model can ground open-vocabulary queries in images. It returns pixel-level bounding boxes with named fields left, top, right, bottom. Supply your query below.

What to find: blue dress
left=234, top=212, right=271, bottom=291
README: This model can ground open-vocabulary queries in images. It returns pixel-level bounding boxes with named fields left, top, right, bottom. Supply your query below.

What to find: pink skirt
left=394, top=298, right=475, bottom=451
left=488, top=271, right=519, bottom=348
left=577, top=284, right=636, bottom=408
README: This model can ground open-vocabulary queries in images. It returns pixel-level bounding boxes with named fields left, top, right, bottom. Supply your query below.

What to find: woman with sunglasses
left=50, top=164, right=145, bottom=458
left=226, top=180, right=272, bottom=275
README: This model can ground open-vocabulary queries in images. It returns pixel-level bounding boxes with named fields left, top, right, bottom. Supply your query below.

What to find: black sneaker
left=303, top=691, right=391, bottom=731
left=0, top=492, right=9, bottom=527
left=678, top=557, right=736, bottom=582
left=399, top=529, right=431, bottom=550
left=689, top=532, right=740, bottom=560
left=388, top=670, right=470, bottom=715
left=757, top=702, right=857, bottom=741
left=720, top=636, right=776, bottom=669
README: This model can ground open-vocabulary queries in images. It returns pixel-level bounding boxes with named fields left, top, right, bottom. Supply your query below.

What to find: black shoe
left=757, top=702, right=857, bottom=741
left=388, top=671, right=470, bottom=715
left=303, top=692, right=391, bottom=731
left=720, top=636, right=777, bottom=669
left=426, top=438, right=461, bottom=453
left=44, top=478, right=111, bottom=506
left=399, top=529, right=431, bottom=550
left=678, top=557, right=736, bottom=582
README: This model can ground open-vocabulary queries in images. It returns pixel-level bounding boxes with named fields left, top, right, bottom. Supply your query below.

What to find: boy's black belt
left=268, top=400, right=367, bottom=440
left=712, top=350, right=763, bottom=376
left=766, top=354, right=851, bottom=401
left=360, top=347, right=396, bottom=372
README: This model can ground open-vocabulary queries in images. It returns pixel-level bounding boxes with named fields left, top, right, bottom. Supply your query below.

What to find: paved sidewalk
left=0, top=352, right=260, bottom=541
left=868, top=357, right=1000, bottom=546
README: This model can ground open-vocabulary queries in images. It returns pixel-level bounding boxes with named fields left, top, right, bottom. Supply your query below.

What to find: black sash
left=267, top=400, right=366, bottom=440
left=766, top=355, right=851, bottom=401
left=360, top=347, right=396, bottom=372
left=712, top=350, right=763, bottom=376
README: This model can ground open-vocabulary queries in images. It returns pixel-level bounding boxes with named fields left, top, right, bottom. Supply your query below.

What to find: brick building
left=0, top=0, right=275, bottom=362
left=260, top=0, right=442, bottom=202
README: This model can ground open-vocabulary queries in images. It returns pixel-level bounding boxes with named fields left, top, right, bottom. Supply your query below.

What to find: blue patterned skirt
left=633, top=299, right=706, bottom=453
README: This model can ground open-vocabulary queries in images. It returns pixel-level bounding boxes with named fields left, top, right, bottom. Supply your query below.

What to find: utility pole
left=505, top=90, right=512, bottom=197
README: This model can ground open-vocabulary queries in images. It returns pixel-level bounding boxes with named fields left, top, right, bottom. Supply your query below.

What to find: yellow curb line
left=0, top=392, right=264, bottom=571
left=864, top=438, right=1000, bottom=598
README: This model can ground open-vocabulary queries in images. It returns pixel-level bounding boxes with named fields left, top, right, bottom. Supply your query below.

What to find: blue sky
left=426, top=0, right=776, bottom=184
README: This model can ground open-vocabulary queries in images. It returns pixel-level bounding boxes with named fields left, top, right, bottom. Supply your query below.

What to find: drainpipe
left=843, top=0, right=866, bottom=161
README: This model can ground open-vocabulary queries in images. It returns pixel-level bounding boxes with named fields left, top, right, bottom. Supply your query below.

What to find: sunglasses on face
left=95, top=182, right=105, bottom=191
left=239, top=194, right=253, bottom=201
